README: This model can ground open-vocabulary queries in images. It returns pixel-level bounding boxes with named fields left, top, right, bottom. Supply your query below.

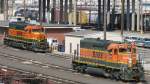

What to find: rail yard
left=0, top=41, right=149, bottom=84
left=0, top=0, right=150, bottom=84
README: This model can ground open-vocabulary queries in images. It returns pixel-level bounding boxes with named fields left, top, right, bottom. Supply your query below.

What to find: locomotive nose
left=40, top=34, right=46, bottom=39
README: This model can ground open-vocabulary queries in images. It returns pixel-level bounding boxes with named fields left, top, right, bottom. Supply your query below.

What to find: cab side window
left=114, top=49, right=118, bottom=55
left=108, top=49, right=112, bottom=54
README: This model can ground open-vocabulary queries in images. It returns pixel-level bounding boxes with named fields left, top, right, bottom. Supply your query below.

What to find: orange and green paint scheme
left=76, top=38, right=137, bottom=68
left=8, top=25, right=47, bottom=42
left=72, top=38, right=144, bottom=81
left=4, top=22, right=49, bottom=52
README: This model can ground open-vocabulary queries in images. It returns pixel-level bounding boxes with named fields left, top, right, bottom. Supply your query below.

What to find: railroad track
left=45, top=52, right=72, bottom=59
left=0, top=64, right=85, bottom=84
left=0, top=44, right=72, bottom=60
left=0, top=47, right=89, bottom=84
left=0, top=50, right=74, bottom=72
left=0, top=51, right=87, bottom=84
left=0, top=45, right=149, bottom=83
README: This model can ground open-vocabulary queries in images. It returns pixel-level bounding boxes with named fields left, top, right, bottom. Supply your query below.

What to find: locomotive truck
left=3, top=22, right=49, bottom=52
left=72, top=38, right=145, bottom=81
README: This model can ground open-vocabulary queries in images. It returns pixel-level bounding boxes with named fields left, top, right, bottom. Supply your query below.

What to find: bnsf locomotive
left=72, top=38, right=144, bottom=81
left=3, top=22, right=49, bottom=52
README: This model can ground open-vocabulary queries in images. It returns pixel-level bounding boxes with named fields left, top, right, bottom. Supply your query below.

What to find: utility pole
left=47, top=0, right=50, bottom=23
left=39, top=0, right=43, bottom=25
left=137, top=0, right=140, bottom=31
left=98, top=0, right=101, bottom=30
left=103, top=0, right=107, bottom=40
left=4, top=0, right=8, bottom=20
left=140, top=0, right=144, bottom=34
left=131, top=0, right=135, bottom=31
left=64, top=0, right=68, bottom=24
left=69, top=0, right=72, bottom=25
left=51, top=0, right=56, bottom=23
left=73, top=0, right=77, bottom=26
left=60, top=0, right=63, bottom=24
left=126, top=0, right=130, bottom=31
left=12, top=0, right=14, bottom=16
left=0, top=0, right=4, bottom=14
left=121, top=0, right=125, bottom=38
left=103, top=0, right=105, bottom=28
left=43, top=0, right=46, bottom=22
left=89, top=0, right=92, bottom=25
left=111, top=0, right=115, bottom=30
left=24, top=0, right=26, bottom=18
left=0, top=0, right=2, bottom=13
left=69, top=0, right=72, bottom=13
left=39, top=0, right=41, bottom=22
left=107, top=0, right=110, bottom=30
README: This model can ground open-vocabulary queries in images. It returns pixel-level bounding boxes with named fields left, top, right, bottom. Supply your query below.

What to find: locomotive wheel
left=76, top=65, right=86, bottom=73
left=114, top=72, right=120, bottom=80
left=8, top=41, right=12, bottom=46
left=76, top=66, right=82, bottom=72
left=4, top=39, right=8, bottom=45
left=32, top=47, right=39, bottom=52
left=80, top=65, right=86, bottom=73
left=110, top=71, right=120, bottom=80
left=22, top=44, right=27, bottom=49
left=72, top=64, right=82, bottom=72
left=72, top=63, right=77, bottom=70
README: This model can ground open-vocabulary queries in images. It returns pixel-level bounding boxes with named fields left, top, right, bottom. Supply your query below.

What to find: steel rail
left=0, top=64, right=85, bottom=84
left=0, top=50, right=74, bottom=72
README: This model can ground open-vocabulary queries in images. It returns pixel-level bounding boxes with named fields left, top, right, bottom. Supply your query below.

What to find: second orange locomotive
left=4, top=22, right=49, bottom=52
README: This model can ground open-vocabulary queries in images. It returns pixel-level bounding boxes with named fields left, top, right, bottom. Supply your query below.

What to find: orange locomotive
left=4, top=22, right=49, bottom=52
left=72, top=38, right=144, bottom=81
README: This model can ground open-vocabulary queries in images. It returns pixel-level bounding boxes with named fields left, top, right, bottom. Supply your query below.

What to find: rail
left=0, top=50, right=86, bottom=84
left=0, top=50, right=73, bottom=72
left=0, top=64, right=84, bottom=84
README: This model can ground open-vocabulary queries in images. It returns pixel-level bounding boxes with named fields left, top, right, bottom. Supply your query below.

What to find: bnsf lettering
left=17, top=31, right=23, bottom=36
left=93, top=51, right=102, bottom=58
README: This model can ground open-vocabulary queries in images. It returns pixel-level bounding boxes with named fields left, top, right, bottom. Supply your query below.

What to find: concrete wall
left=65, top=36, right=82, bottom=55
left=0, top=14, right=4, bottom=20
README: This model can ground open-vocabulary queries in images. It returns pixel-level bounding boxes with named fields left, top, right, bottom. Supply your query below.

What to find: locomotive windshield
left=119, top=48, right=127, bottom=52
left=32, top=29, right=44, bottom=33
left=119, top=48, right=131, bottom=53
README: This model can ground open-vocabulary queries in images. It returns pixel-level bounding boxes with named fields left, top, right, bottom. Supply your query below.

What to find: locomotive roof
left=25, top=25, right=43, bottom=30
left=80, top=38, right=112, bottom=50
left=9, top=21, right=28, bottom=30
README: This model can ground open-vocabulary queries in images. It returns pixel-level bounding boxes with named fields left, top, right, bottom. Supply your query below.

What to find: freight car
left=3, top=22, right=49, bottom=52
left=72, top=38, right=145, bottom=81
left=69, top=11, right=98, bottom=29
